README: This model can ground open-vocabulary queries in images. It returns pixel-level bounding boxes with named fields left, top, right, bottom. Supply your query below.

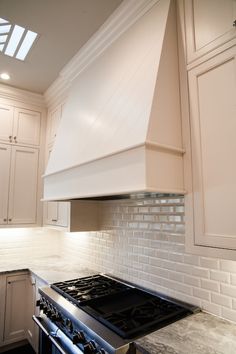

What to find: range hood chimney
left=43, top=0, right=185, bottom=201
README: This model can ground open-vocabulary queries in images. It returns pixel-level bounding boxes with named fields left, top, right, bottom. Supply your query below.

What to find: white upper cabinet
left=8, top=146, right=39, bottom=225
left=47, top=106, right=62, bottom=145
left=0, top=145, right=39, bottom=226
left=44, top=201, right=69, bottom=228
left=44, top=141, right=69, bottom=228
left=185, top=0, right=236, bottom=63
left=13, top=108, right=41, bottom=146
left=0, top=105, right=41, bottom=147
left=187, top=45, right=236, bottom=254
left=0, top=104, right=14, bottom=143
left=0, top=144, right=11, bottom=225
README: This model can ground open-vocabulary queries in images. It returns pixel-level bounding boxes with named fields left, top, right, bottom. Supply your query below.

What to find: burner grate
left=51, top=275, right=129, bottom=304
left=99, top=297, right=190, bottom=338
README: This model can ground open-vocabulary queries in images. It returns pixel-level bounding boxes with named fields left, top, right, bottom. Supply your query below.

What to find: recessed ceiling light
left=0, top=72, right=10, bottom=80
left=0, top=17, right=38, bottom=61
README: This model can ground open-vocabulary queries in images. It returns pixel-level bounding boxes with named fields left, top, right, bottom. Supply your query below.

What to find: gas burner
left=51, top=275, right=129, bottom=304
left=100, top=297, right=188, bottom=338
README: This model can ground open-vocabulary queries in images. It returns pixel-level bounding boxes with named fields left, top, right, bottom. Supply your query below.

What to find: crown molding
left=0, top=83, right=46, bottom=108
left=44, top=0, right=159, bottom=108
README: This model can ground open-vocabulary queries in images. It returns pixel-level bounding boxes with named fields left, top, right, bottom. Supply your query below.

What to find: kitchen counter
left=135, top=311, right=236, bottom=354
left=2, top=259, right=236, bottom=354
left=0, top=255, right=96, bottom=283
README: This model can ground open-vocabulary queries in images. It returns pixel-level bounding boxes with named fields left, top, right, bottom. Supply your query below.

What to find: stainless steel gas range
left=33, top=274, right=198, bottom=354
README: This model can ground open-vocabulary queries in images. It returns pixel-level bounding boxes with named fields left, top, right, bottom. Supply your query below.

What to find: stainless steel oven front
left=33, top=315, right=83, bottom=354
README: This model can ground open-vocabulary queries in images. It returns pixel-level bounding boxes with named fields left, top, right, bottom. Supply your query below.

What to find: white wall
left=0, top=228, right=61, bottom=265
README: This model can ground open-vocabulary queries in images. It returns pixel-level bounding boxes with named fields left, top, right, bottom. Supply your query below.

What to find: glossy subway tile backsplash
left=60, top=196, right=236, bottom=323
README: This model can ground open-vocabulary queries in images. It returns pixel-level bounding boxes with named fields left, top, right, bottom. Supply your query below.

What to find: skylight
left=0, top=17, right=38, bottom=61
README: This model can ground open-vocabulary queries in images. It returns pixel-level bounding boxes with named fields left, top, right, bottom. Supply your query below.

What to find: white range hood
left=43, top=0, right=185, bottom=201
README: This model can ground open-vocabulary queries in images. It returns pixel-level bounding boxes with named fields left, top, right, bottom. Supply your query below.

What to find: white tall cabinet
left=44, top=103, right=69, bottom=229
left=180, top=0, right=236, bottom=258
left=188, top=46, right=236, bottom=251
left=0, top=92, right=45, bottom=227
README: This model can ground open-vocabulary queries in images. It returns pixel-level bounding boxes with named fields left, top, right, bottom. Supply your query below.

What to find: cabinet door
left=0, top=144, right=11, bottom=225
left=57, top=202, right=69, bottom=227
left=188, top=46, right=236, bottom=249
left=47, top=106, right=61, bottom=144
left=4, top=274, right=28, bottom=343
left=13, top=108, right=41, bottom=146
left=0, top=276, right=6, bottom=345
left=44, top=201, right=58, bottom=225
left=185, top=0, right=236, bottom=63
left=26, top=275, right=37, bottom=352
left=8, top=146, right=39, bottom=225
left=0, top=104, right=14, bottom=143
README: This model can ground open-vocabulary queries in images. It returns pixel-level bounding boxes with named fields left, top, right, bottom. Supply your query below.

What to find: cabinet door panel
left=0, top=144, right=11, bottom=225
left=4, top=274, right=28, bottom=343
left=0, top=104, right=14, bottom=143
left=45, top=201, right=58, bottom=225
left=14, top=108, right=41, bottom=146
left=185, top=0, right=236, bottom=63
left=26, top=275, right=37, bottom=351
left=8, top=146, right=39, bottom=224
left=48, top=106, right=61, bottom=144
left=189, top=46, right=236, bottom=249
left=57, top=202, right=69, bottom=227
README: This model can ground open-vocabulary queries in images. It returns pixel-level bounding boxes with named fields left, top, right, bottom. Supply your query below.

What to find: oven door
left=33, top=315, right=83, bottom=354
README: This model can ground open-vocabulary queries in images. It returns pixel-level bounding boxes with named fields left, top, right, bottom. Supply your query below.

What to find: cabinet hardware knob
left=8, top=282, right=11, bottom=284
left=233, top=20, right=236, bottom=27
left=8, top=218, right=12, bottom=222
left=9, top=135, right=12, bottom=142
left=52, top=219, right=57, bottom=222
left=13, top=136, right=17, bottom=143
left=3, top=218, right=7, bottom=222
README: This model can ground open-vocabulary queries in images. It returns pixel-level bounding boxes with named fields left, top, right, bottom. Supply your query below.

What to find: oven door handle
left=32, top=315, right=50, bottom=336
left=49, top=333, right=69, bottom=354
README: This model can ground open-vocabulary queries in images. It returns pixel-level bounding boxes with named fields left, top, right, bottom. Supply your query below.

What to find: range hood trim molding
left=44, top=0, right=161, bottom=108
left=44, top=143, right=185, bottom=201
left=43, top=140, right=185, bottom=178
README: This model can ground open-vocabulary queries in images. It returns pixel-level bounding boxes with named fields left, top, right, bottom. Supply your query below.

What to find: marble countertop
left=135, top=312, right=236, bottom=354
left=0, top=255, right=96, bottom=283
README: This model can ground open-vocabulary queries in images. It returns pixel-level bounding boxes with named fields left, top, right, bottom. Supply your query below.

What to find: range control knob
left=65, top=319, right=73, bottom=332
left=51, top=312, right=61, bottom=322
left=42, top=304, right=48, bottom=313
left=45, top=307, right=53, bottom=317
left=72, top=331, right=86, bottom=344
left=83, top=341, right=97, bottom=354
left=97, top=349, right=106, bottom=354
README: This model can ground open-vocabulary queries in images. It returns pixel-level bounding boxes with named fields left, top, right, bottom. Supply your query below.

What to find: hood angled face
left=43, top=0, right=185, bottom=201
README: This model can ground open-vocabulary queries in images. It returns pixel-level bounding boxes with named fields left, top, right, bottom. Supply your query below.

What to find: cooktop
left=51, top=274, right=194, bottom=339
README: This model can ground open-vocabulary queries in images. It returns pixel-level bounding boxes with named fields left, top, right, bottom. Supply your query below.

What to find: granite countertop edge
left=0, top=256, right=97, bottom=284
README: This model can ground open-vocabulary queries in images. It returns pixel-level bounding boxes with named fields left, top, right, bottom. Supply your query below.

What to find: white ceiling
left=0, top=0, right=123, bottom=94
